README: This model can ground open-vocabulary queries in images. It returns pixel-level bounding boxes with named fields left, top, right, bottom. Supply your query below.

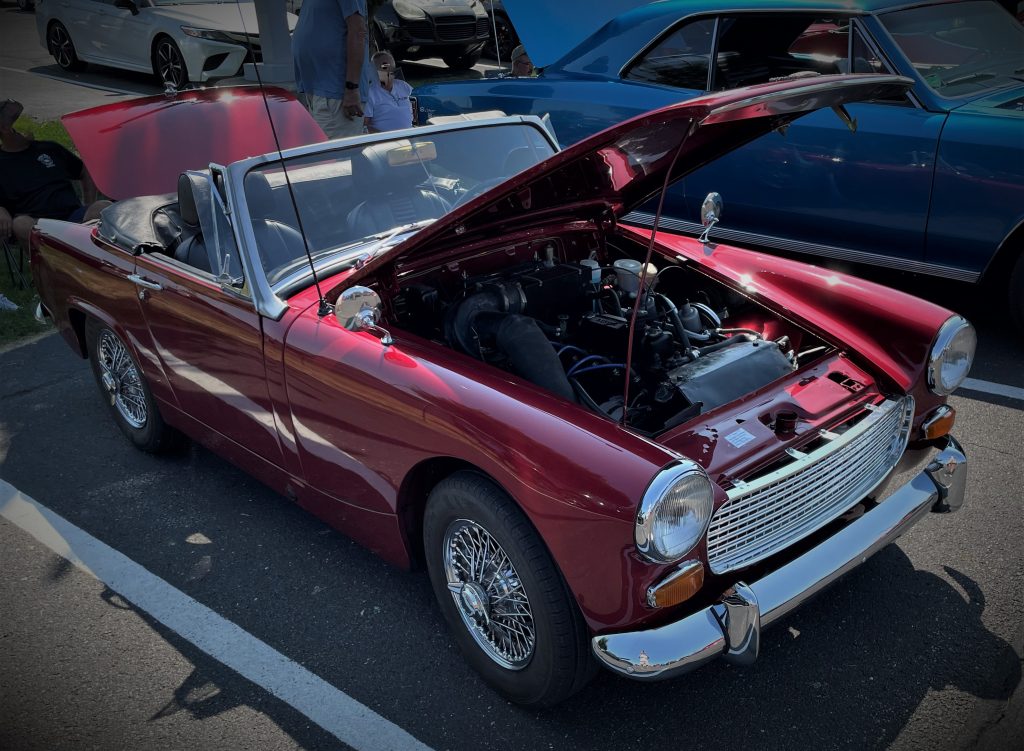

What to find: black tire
left=423, top=471, right=596, bottom=707
left=86, top=319, right=183, bottom=453
left=1010, top=253, right=1024, bottom=334
left=48, top=21, right=86, bottom=72
left=483, top=13, right=518, bottom=61
left=442, top=50, right=482, bottom=70
left=153, top=36, right=188, bottom=89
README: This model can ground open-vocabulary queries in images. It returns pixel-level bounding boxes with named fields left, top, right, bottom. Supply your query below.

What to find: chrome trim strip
left=622, top=211, right=981, bottom=282
left=592, top=435, right=967, bottom=681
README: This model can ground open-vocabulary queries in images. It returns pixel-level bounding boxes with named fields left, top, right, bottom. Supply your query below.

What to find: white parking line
left=958, top=377, right=1024, bottom=402
left=0, top=480, right=434, bottom=751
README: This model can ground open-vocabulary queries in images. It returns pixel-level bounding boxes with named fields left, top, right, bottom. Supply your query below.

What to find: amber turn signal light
left=646, top=560, right=704, bottom=609
left=922, top=405, right=956, bottom=440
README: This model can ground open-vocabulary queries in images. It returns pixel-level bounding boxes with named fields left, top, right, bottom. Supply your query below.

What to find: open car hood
left=376, top=74, right=912, bottom=274
left=62, top=87, right=326, bottom=200
left=500, top=0, right=643, bottom=69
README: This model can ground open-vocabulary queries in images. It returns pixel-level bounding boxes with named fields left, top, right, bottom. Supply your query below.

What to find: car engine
left=392, top=242, right=806, bottom=433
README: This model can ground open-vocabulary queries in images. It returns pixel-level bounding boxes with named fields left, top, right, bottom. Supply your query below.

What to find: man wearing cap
left=0, top=99, right=110, bottom=255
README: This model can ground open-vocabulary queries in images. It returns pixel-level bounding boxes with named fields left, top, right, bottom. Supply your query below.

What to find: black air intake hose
left=496, top=314, right=576, bottom=402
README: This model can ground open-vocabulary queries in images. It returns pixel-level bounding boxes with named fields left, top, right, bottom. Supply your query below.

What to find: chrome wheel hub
left=458, top=581, right=490, bottom=622
left=97, top=330, right=147, bottom=430
left=443, top=518, right=535, bottom=670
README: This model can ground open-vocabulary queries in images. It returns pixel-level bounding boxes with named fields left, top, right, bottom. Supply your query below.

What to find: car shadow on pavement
left=550, top=545, right=1021, bottom=751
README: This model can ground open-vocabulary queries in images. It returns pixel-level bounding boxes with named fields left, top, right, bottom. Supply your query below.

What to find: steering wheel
left=451, top=178, right=509, bottom=209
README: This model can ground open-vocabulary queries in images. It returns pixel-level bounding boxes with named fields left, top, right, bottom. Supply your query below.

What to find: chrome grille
left=706, top=397, right=913, bottom=574
left=435, top=17, right=477, bottom=41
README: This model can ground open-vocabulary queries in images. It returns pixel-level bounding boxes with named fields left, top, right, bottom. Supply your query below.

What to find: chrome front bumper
left=593, top=435, right=967, bottom=680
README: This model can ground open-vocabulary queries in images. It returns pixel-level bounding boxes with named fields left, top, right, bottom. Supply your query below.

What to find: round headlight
left=635, top=463, right=715, bottom=564
left=393, top=0, right=426, bottom=20
left=928, top=316, right=976, bottom=396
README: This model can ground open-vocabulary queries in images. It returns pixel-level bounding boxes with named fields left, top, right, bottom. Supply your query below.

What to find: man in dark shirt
left=0, top=99, right=110, bottom=254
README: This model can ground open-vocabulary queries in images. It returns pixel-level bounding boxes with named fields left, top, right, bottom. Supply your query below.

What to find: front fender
left=641, top=227, right=953, bottom=410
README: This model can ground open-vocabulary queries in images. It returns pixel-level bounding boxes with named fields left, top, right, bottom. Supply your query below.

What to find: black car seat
left=244, top=171, right=308, bottom=281
left=346, top=142, right=447, bottom=238
left=173, top=172, right=212, bottom=273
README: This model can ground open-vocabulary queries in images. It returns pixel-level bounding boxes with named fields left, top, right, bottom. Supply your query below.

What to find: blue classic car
left=415, top=0, right=1024, bottom=327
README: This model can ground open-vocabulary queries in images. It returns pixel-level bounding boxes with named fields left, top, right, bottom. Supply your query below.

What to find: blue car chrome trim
left=622, top=211, right=981, bottom=283
left=593, top=435, right=967, bottom=680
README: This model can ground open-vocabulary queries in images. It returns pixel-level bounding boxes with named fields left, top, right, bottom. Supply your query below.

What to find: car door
left=677, top=15, right=943, bottom=267
left=128, top=178, right=288, bottom=474
left=92, top=0, right=153, bottom=69
left=62, top=0, right=107, bottom=61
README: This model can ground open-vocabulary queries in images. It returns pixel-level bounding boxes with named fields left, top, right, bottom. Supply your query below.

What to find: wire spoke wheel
left=97, top=330, right=148, bottom=429
left=443, top=518, right=536, bottom=669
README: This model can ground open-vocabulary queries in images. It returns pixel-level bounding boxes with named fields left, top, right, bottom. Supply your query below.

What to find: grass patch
left=13, top=116, right=75, bottom=152
left=0, top=116, right=70, bottom=347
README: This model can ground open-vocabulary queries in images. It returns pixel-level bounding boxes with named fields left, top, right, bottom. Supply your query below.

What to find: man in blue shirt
left=293, top=0, right=368, bottom=139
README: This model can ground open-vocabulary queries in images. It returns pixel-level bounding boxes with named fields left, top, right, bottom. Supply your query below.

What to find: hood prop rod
left=235, top=3, right=332, bottom=318
left=620, top=118, right=699, bottom=427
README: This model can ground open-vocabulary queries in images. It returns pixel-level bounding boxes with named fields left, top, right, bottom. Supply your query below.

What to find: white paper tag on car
left=725, top=428, right=756, bottom=448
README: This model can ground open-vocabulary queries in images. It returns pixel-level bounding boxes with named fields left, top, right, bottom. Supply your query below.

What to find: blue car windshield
left=880, top=1, right=1024, bottom=97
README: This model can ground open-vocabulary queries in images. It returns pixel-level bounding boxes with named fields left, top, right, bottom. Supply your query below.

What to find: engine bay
left=390, top=233, right=832, bottom=434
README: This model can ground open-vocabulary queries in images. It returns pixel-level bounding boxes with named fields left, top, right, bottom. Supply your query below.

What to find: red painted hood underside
left=62, top=86, right=326, bottom=200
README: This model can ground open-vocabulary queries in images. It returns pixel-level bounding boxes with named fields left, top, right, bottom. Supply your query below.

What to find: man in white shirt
left=363, top=51, right=414, bottom=134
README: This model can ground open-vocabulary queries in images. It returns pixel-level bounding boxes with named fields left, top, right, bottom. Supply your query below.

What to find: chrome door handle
left=128, top=274, right=162, bottom=290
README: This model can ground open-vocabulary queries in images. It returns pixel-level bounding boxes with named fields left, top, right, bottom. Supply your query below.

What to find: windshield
left=880, top=1, right=1024, bottom=97
left=243, top=124, right=555, bottom=287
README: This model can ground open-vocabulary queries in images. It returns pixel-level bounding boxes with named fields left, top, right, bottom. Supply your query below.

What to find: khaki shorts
left=301, top=94, right=365, bottom=140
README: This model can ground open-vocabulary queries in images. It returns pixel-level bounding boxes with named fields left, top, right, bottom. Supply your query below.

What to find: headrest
left=244, top=170, right=276, bottom=220
left=177, top=171, right=210, bottom=227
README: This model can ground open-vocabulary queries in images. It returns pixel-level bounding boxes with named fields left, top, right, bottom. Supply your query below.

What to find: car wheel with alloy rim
left=86, top=319, right=183, bottom=453
left=153, top=37, right=188, bottom=89
left=423, top=471, right=595, bottom=706
left=48, top=21, right=86, bottom=72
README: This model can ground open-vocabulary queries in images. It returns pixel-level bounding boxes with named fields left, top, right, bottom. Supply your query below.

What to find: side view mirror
left=336, top=286, right=393, bottom=346
left=115, top=0, right=139, bottom=14
left=699, top=192, right=723, bottom=244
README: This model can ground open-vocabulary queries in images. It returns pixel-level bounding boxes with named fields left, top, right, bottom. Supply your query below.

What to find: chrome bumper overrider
left=593, top=435, right=967, bottom=680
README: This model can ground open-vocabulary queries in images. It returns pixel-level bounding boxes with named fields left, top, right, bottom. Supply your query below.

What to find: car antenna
left=621, top=118, right=699, bottom=427
left=234, top=3, right=333, bottom=318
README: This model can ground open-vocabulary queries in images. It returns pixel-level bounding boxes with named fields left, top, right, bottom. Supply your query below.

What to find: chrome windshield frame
left=223, top=115, right=559, bottom=320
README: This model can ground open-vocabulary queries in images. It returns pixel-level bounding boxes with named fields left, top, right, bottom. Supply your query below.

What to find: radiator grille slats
left=706, top=398, right=912, bottom=574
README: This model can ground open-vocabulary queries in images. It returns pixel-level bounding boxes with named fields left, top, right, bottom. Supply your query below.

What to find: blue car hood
left=501, top=0, right=646, bottom=68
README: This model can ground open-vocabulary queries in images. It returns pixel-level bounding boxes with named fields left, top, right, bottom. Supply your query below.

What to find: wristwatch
left=345, top=81, right=359, bottom=90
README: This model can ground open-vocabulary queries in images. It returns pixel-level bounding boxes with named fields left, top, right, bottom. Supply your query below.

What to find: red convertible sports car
left=32, top=77, right=973, bottom=707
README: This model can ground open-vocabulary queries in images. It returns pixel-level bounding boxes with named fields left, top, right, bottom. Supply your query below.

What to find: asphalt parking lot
left=2, top=3, right=1023, bottom=750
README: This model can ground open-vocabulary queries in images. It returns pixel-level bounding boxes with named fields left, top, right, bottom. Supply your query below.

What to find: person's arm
left=0, top=206, right=12, bottom=239
left=343, top=11, right=366, bottom=119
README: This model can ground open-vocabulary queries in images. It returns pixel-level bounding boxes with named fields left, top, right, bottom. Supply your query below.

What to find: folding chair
left=2, top=236, right=30, bottom=290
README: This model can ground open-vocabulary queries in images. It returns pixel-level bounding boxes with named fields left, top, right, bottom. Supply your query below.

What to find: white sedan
left=35, top=0, right=296, bottom=89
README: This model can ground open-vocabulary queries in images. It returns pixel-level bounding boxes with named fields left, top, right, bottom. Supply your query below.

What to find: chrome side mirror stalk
left=699, top=192, right=723, bottom=245
left=336, top=286, right=393, bottom=346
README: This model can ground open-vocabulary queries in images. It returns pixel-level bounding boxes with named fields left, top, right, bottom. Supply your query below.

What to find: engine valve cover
left=671, top=339, right=794, bottom=413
